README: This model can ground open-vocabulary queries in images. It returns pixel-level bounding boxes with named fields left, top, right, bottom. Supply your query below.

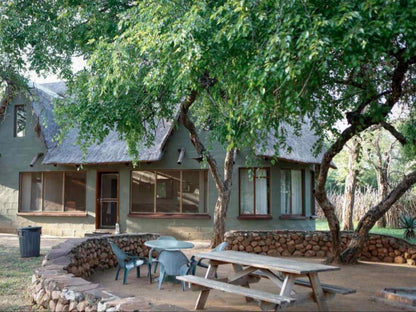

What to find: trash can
left=17, top=226, right=41, bottom=257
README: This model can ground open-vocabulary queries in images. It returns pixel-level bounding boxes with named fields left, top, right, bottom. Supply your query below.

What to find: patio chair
left=156, top=250, right=193, bottom=290
left=190, top=241, right=228, bottom=276
left=108, top=240, right=147, bottom=285
left=148, top=236, right=177, bottom=279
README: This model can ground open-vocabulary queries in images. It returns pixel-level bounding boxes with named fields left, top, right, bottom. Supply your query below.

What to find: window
left=19, top=172, right=86, bottom=213
left=239, top=168, right=270, bottom=216
left=280, top=169, right=304, bottom=216
left=131, top=170, right=208, bottom=214
left=14, top=105, right=26, bottom=137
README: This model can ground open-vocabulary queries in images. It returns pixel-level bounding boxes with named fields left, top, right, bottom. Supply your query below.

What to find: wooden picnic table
left=178, top=250, right=355, bottom=311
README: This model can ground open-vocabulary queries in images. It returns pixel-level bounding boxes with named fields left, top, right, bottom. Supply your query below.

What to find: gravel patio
left=88, top=240, right=416, bottom=311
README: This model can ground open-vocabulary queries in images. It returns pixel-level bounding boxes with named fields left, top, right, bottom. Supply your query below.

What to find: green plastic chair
left=156, top=250, right=193, bottom=290
left=190, top=241, right=228, bottom=276
left=108, top=240, right=147, bottom=285
left=148, top=235, right=177, bottom=282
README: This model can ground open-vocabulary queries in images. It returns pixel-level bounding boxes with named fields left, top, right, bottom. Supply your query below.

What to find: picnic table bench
left=179, top=250, right=356, bottom=312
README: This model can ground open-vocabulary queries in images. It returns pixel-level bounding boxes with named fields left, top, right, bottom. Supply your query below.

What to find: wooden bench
left=177, top=275, right=296, bottom=310
left=251, top=270, right=356, bottom=295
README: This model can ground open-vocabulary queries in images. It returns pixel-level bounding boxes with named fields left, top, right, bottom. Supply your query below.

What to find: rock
left=316, top=251, right=326, bottom=258
left=49, top=300, right=57, bottom=311
left=383, top=256, right=393, bottom=263
left=305, top=250, right=316, bottom=257
left=394, top=256, right=405, bottom=264
left=407, top=259, right=415, bottom=266
left=52, top=290, right=61, bottom=300
left=77, top=301, right=87, bottom=311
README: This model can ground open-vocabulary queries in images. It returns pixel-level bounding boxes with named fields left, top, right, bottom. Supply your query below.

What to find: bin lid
left=18, top=226, right=42, bottom=231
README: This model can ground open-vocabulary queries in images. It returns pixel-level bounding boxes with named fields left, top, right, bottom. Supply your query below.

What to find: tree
left=2, top=0, right=416, bottom=260
left=364, top=126, right=398, bottom=227
left=341, top=138, right=361, bottom=231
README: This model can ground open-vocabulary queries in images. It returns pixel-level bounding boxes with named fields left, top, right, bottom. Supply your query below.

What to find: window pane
left=280, top=170, right=291, bottom=214
left=131, top=171, right=155, bottom=213
left=182, top=171, right=203, bottom=213
left=15, top=105, right=26, bottom=137
left=43, top=172, right=63, bottom=211
left=20, top=173, right=41, bottom=211
left=64, top=172, right=86, bottom=212
left=101, top=173, right=118, bottom=198
left=240, top=169, right=254, bottom=214
left=157, top=171, right=180, bottom=213
left=291, top=170, right=302, bottom=214
left=255, top=169, right=269, bottom=214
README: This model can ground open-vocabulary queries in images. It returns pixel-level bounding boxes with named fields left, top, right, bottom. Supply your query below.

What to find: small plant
left=400, top=215, right=416, bottom=240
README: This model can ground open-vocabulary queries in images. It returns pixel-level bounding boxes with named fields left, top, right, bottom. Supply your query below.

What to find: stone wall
left=225, top=230, right=416, bottom=265
left=29, top=233, right=159, bottom=312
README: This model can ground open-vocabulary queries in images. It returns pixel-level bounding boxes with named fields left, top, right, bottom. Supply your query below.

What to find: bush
left=400, top=215, right=416, bottom=240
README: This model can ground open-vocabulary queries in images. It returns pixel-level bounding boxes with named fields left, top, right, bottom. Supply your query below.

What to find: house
left=0, top=82, right=323, bottom=238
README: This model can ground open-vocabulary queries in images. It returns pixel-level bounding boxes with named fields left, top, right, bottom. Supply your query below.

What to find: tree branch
left=180, top=90, right=225, bottom=191
left=381, top=121, right=410, bottom=145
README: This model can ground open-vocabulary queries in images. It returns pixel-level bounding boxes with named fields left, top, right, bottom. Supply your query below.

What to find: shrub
left=400, top=215, right=416, bottom=240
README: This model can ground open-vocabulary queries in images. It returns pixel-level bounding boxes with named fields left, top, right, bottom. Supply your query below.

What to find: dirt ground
left=89, top=241, right=416, bottom=312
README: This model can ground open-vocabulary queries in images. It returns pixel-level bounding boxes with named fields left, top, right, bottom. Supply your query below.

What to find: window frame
left=129, top=169, right=210, bottom=219
left=238, top=167, right=271, bottom=219
left=279, top=169, right=305, bottom=218
left=14, top=104, right=26, bottom=137
left=17, top=171, right=87, bottom=216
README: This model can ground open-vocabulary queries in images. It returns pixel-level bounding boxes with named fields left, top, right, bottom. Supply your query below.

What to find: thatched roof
left=33, top=82, right=324, bottom=166
left=33, top=82, right=174, bottom=165
left=255, top=122, right=325, bottom=166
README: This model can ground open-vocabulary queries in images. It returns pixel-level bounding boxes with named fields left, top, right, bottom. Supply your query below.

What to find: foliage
left=400, top=215, right=416, bottom=240
left=1, top=0, right=415, bottom=157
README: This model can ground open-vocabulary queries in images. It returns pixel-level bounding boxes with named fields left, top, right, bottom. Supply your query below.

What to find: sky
left=28, top=56, right=86, bottom=84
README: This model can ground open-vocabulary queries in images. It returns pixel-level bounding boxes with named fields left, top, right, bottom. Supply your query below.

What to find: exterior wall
left=0, top=95, right=316, bottom=238
left=0, top=93, right=95, bottom=236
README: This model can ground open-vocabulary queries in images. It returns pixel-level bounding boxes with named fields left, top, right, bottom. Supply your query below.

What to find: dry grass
left=316, top=187, right=416, bottom=228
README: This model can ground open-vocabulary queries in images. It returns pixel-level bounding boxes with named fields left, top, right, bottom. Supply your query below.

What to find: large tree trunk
left=179, top=91, right=235, bottom=247
left=342, top=139, right=360, bottom=231
left=341, top=169, right=416, bottom=263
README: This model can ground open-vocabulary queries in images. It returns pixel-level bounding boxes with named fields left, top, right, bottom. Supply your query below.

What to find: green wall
left=0, top=93, right=315, bottom=238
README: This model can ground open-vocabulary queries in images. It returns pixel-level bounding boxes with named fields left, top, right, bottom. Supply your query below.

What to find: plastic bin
left=17, top=226, right=41, bottom=257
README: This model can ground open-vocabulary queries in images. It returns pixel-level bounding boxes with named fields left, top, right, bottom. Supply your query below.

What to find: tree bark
left=341, top=168, right=416, bottom=263
left=342, top=139, right=360, bottom=231
left=211, top=149, right=235, bottom=247
left=180, top=91, right=236, bottom=247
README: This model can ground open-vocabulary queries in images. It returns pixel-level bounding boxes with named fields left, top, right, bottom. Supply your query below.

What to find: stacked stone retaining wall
left=29, top=233, right=158, bottom=312
left=224, top=230, right=416, bottom=265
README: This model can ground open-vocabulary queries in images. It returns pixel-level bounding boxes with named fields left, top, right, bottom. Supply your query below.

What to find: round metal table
left=145, top=239, right=194, bottom=250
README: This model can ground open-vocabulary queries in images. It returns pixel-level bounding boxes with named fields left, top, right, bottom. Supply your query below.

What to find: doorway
left=97, top=172, right=119, bottom=229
